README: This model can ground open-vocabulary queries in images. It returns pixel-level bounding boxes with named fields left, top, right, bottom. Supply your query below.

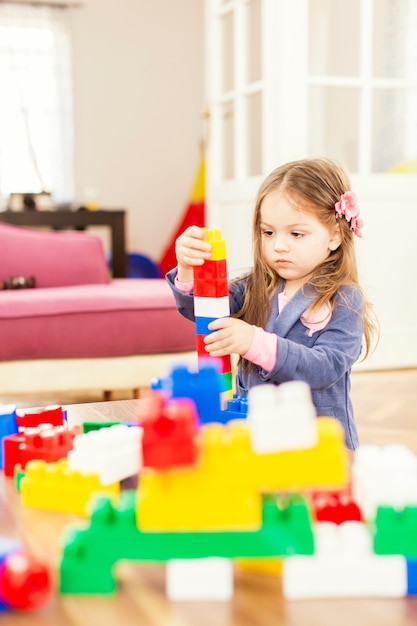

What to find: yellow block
left=235, top=558, right=283, bottom=576
left=21, top=459, right=120, bottom=517
left=137, top=417, right=349, bottom=532
left=138, top=420, right=261, bottom=531
left=202, top=227, right=227, bottom=261
left=254, top=418, right=349, bottom=492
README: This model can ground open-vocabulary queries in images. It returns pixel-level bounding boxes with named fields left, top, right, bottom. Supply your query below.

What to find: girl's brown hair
left=234, top=158, right=378, bottom=363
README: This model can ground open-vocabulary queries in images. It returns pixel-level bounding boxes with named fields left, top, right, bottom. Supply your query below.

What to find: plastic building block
left=20, top=459, right=120, bottom=516
left=152, top=363, right=224, bottom=425
left=139, top=417, right=348, bottom=532
left=138, top=420, right=260, bottom=531
left=352, top=444, right=417, bottom=520
left=406, top=558, right=417, bottom=595
left=192, top=229, right=233, bottom=396
left=283, top=521, right=407, bottom=599
left=195, top=315, right=217, bottom=335
left=140, top=396, right=198, bottom=470
left=235, top=557, right=283, bottom=576
left=59, top=491, right=314, bottom=594
left=0, top=551, right=53, bottom=610
left=221, top=388, right=234, bottom=408
left=3, top=423, right=81, bottom=478
left=373, top=506, right=417, bottom=557
left=15, top=404, right=65, bottom=428
left=225, top=394, right=248, bottom=419
left=195, top=337, right=232, bottom=376
left=194, top=295, right=230, bottom=319
left=0, top=537, right=20, bottom=612
left=166, top=558, right=233, bottom=600
left=0, top=404, right=17, bottom=469
left=247, top=381, right=318, bottom=453
left=82, top=420, right=122, bottom=433
left=254, top=417, right=349, bottom=491
left=193, top=259, right=228, bottom=297
left=201, top=227, right=227, bottom=261
left=67, top=424, right=142, bottom=485
left=14, top=465, right=25, bottom=492
left=311, top=489, right=362, bottom=524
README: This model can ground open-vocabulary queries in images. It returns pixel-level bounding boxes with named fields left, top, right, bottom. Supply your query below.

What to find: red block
left=2, top=424, right=80, bottom=478
left=195, top=337, right=231, bottom=374
left=194, top=259, right=228, bottom=297
left=15, top=405, right=65, bottom=429
left=311, top=489, right=362, bottom=524
left=0, top=551, right=53, bottom=610
left=141, top=396, right=199, bottom=469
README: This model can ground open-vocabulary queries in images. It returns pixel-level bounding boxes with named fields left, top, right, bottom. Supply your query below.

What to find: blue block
left=195, top=315, right=217, bottom=335
left=220, top=394, right=249, bottom=423
left=407, top=558, right=417, bottom=595
left=151, top=362, right=224, bottom=425
left=0, top=405, right=18, bottom=469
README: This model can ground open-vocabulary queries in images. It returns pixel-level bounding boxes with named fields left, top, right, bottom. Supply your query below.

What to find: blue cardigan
left=166, top=268, right=363, bottom=450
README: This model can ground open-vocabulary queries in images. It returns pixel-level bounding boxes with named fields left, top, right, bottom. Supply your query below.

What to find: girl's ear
left=328, top=224, right=342, bottom=251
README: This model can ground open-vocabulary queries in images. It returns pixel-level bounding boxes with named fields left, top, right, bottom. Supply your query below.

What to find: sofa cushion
left=0, top=279, right=196, bottom=360
left=0, top=223, right=109, bottom=287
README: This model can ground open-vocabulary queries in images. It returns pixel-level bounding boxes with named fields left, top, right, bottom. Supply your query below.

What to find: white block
left=194, top=296, right=230, bottom=319
left=283, top=521, right=407, bottom=599
left=352, top=444, right=417, bottom=520
left=67, top=424, right=142, bottom=485
left=247, top=381, right=317, bottom=453
left=166, top=558, right=233, bottom=600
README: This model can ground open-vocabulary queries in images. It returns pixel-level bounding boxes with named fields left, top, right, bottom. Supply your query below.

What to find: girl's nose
left=273, top=235, right=289, bottom=252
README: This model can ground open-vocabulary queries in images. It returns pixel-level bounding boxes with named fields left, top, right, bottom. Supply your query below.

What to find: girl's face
left=260, top=188, right=341, bottom=296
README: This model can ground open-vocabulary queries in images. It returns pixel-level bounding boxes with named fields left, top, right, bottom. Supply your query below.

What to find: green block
left=373, top=505, right=417, bottom=556
left=59, top=491, right=314, bottom=594
left=219, top=371, right=233, bottom=392
left=14, top=464, right=25, bottom=492
left=82, top=420, right=122, bottom=433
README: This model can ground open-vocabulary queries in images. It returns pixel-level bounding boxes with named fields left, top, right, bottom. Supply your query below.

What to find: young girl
left=166, top=158, right=378, bottom=450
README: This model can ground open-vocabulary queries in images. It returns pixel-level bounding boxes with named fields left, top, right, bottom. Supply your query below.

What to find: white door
left=204, top=0, right=417, bottom=369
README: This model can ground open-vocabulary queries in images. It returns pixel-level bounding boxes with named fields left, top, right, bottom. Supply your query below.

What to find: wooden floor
left=2, top=367, right=417, bottom=451
left=350, top=368, right=417, bottom=452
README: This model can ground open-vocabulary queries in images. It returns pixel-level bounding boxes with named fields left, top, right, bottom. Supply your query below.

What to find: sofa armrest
left=0, top=223, right=110, bottom=288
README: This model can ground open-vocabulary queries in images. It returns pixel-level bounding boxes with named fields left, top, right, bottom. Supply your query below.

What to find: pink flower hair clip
left=334, top=191, right=363, bottom=238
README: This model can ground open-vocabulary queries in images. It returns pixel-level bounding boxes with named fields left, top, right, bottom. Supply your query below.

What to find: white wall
left=70, top=0, right=204, bottom=263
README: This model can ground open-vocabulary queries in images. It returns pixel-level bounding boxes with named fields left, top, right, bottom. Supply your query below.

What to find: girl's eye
left=291, top=232, right=304, bottom=238
left=262, top=229, right=274, bottom=237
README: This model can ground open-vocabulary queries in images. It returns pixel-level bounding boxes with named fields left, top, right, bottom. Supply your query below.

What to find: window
left=307, top=0, right=417, bottom=174
left=0, top=3, right=74, bottom=206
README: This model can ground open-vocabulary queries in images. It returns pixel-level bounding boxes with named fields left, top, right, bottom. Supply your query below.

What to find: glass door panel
left=308, top=0, right=360, bottom=76
left=308, top=0, right=417, bottom=174
left=372, top=87, right=417, bottom=172
left=308, top=86, right=360, bottom=171
left=373, top=0, right=417, bottom=79
left=246, top=0, right=262, bottom=83
left=221, top=100, right=235, bottom=180
left=246, top=91, right=262, bottom=176
left=220, top=9, right=234, bottom=93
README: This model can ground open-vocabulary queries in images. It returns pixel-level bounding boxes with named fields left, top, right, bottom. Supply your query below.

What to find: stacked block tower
left=193, top=228, right=233, bottom=406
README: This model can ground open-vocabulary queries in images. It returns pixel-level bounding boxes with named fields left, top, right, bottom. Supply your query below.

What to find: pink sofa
left=0, top=222, right=196, bottom=397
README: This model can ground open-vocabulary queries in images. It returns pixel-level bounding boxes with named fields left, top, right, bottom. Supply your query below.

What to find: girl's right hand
left=175, top=226, right=212, bottom=282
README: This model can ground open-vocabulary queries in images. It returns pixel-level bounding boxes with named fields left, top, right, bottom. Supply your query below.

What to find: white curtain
left=0, top=3, right=74, bottom=204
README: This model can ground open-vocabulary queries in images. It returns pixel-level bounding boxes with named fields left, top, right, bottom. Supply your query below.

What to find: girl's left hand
left=204, top=318, right=254, bottom=357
